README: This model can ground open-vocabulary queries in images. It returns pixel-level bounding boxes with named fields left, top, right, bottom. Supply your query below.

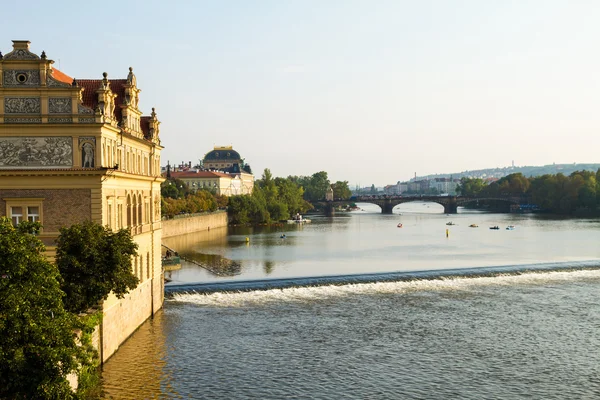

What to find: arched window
left=138, top=194, right=143, bottom=225
left=126, top=194, right=132, bottom=227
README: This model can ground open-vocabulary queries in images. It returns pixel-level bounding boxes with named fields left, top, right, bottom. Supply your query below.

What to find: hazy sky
left=2, top=1, right=599, bottom=186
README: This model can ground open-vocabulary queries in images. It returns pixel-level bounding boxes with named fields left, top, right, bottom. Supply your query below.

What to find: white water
left=171, top=268, right=600, bottom=308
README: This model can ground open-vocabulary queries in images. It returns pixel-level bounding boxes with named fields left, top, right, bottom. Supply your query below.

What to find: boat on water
left=469, top=224, right=478, bottom=228
left=446, top=222, right=456, bottom=226
left=287, top=213, right=311, bottom=224
left=506, top=225, right=516, bottom=230
left=397, top=223, right=403, bottom=228
left=490, top=226, right=500, bottom=230
left=287, top=219, right=311, bottom=224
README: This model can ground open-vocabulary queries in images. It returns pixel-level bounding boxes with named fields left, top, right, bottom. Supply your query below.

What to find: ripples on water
left=102, top=268, right=600, bottom=399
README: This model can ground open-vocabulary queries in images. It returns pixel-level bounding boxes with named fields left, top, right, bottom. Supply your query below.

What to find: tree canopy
left=0, top=218, right=81, bottom=399
left=228, top=169, right=313, bottom=224
left=458, top=170, right=600, bottom=214
left=55, top=221, right=139, bottom=314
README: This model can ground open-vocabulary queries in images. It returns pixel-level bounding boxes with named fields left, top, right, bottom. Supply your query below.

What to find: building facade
left=0, top=40, right=164, bottom=362
left=169, top=170, right=252, bottom=196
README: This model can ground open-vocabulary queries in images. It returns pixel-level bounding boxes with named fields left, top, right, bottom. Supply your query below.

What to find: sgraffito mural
left=0, top=137, right=72, bottom=167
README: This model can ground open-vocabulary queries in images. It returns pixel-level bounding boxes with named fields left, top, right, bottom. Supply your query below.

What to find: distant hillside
left=416, top=163, right=600, bottom=182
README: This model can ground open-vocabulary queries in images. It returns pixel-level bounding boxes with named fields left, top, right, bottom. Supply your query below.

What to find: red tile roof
left=49, top=68, right=73, bottom=84
left=76, top=79, right=127, bottom=121
left=169, top=171, right=232, bottom=179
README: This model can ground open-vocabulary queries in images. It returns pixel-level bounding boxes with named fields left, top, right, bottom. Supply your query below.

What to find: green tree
left=0, top=218, right=81, bottom=399
left=55, top=221, right=139, bottom=314
left=302, top=171, right=331, bottom=201
left=456, top=177, right=486, bottom=196
left=331, top=180, right=352, bottom=200
left=161, top=178, right=190, bottom=199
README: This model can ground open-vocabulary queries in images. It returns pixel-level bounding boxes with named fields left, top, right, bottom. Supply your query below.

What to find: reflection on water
left=100, top=312, right=178, bottom=399
left=163, top=204, right=600, bottom=286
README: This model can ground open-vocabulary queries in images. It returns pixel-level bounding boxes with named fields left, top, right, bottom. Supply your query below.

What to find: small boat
left=490, top=226, right=500, bottom=230
left=506, top=225, right=516, bottom=230
left=280, top=234, right=287, bottom=238
left=287, top=218, right=311, bottom=224
left=469, top=224, right=478, bottom=228
left=446, top=222, right=456, bottom=226
left=397, top=223, right=403, bottom=228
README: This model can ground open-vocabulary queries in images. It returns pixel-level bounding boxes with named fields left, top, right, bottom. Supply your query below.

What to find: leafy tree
left=302, top=171, right=331, bottom=201
left=161, top=178, right=190, bottom=199
left=55, top=221, right=139, bottom=314
left=331, top=180, right=352, bottom=200
left=370, top=184, right=377, bottom=194
left=456, top=177, right=486, bottom=196
left=228, top=171, right=313, bottom=224
left=0, top=218, right=81, bottom=399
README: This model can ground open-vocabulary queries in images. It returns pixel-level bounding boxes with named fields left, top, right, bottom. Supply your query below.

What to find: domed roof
left=204, top=147, right=241, bottom=161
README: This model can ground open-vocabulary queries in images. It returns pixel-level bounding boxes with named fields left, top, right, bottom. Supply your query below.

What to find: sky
left=2, top=0, right=600, bottom=187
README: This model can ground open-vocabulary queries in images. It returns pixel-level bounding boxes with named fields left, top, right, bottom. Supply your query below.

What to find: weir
left=164, top=260, right=600, bottom=295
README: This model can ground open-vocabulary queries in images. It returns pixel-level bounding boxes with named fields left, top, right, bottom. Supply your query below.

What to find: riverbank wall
left=162, top=211, right=228, bottom=238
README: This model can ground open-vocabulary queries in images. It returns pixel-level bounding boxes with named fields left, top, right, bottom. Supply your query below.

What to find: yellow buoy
left=446, top=229, right=449, bottom=238
left=245, top=237, right=250, bottom=242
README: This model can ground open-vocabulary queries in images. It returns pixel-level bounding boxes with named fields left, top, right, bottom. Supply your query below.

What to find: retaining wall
left=161, top=211, right=228, bottom=238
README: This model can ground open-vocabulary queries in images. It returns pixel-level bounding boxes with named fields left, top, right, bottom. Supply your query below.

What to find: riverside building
left=0, top=40, right=165, bottom=362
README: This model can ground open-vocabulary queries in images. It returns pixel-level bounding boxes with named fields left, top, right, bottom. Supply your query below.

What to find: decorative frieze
left=3, top=70, right=41, bottom=86
left=4, top=98, right=41, bottom=114
left=78, top=118, right=96, bottom=124
left=0, top=137, right=72, bottom=167
left=78, top=104, right=94, bottom=114
left=4, top=117, right=42, bottom=124
left=49, top=117, right=73, bottom=124
left=49, top=98, right=72, bottom=114
left=3, top=49, right=39, bottom=61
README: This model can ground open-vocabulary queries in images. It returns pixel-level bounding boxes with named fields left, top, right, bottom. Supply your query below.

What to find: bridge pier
left=382, top=199, right=395, bottom=214
left=443, top=197, right=458, bottom=214
left=324, top=201, right=335, bottom=217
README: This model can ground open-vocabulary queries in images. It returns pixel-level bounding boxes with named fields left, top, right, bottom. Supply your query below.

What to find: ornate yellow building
left=0, top=40, right=164, bottom=362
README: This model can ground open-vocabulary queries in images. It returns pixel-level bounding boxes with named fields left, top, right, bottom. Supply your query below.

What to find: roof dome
left=204, top=148, right=241, bottom=161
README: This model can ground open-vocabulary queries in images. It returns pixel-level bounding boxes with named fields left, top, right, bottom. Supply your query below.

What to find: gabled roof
left=49, top=68, right=73, bottom=85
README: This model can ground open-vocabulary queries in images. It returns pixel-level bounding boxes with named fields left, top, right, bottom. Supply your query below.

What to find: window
left=107, top=203, right=113, bottom=229
left=10, top=206, right=22, bottom=226
left=4, top=198, right=43, bottom=227
left=27, top=206, right=39, bottom=222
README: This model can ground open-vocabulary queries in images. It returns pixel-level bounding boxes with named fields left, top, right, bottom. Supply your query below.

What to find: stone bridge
left=312, top=195, right=532, bottom=216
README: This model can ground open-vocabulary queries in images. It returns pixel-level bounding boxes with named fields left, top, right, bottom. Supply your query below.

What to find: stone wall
left=161, top=211, right=228, bottom=238
left=101, top=278, right=154, bottom=363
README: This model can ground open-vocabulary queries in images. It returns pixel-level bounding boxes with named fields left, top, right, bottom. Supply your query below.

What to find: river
left=100, top=203, right=600, bottom=399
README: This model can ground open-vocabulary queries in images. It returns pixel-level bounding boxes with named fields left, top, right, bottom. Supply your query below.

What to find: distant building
left=168, top=170, right=252, bottom=195
left=431, top=178, right=459, bottom=194
left=202, top=146, right=251, bottom=173
left=165, top=145, right=254, bottom=195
